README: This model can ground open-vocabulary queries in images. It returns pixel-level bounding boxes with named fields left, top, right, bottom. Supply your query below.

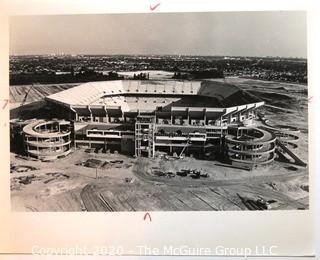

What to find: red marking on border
left=143, top=212, right=152, bottom=221
left=308, top=96, right=313, bottom=103
left=150, top=2, right=160, bottom=11
left=2, top=99, right=10, bottom=109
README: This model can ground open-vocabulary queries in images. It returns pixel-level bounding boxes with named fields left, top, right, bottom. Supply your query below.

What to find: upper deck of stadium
left=45, top=80, right=262, bottom=112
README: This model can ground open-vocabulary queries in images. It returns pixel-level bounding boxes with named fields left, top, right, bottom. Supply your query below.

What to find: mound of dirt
left=10, top=164, right=38, bottom=173
left=275, top=86, right=288, bottom=91
left=83, top=159, right=105, bottom=168
left=264, top=181, right=307, bottom=194
left=43, top=173, right=70, bottom=184
left=285, top=166, right=298, bottom=171
left=248, top=90, right=293, bottom=101
left=11, top=174, right=44, bottom=190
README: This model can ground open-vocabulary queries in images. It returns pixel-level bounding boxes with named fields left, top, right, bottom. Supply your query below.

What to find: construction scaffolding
left=135, top=115, right=155, bottom=158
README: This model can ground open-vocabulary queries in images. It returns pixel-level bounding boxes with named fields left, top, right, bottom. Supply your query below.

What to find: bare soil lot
left=10, top=148, right=308, bottom=211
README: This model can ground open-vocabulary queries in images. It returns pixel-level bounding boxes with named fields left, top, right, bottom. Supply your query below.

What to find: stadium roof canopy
left=46, top=80, right=262, bottom=111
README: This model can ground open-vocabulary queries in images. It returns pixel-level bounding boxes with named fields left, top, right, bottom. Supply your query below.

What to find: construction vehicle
left=190, top=169, right=201, bottom=179
left=200, top=172, right=209, bottom=178
left=177, top=169, right=190, bottom=177
left=153, top=170, right=166, bottom=177
left=256, top=198, right=271, bottom=210
left=166, top=172, right=175, bottom=178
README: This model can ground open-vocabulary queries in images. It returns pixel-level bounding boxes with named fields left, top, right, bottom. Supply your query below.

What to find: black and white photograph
left=8, top=11, right=309, bottom=212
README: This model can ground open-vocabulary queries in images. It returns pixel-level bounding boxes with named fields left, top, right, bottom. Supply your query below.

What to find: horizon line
left=9, top=53, right=308, bottom=59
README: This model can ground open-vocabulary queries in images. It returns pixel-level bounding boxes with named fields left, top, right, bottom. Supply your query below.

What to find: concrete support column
left=121, top=110, right=124, bottom=123
left=186, top=108, right=190, bottom=125
left=103, top=105, right=108, bottom=123
left=88, top=106, right=93, bottom=122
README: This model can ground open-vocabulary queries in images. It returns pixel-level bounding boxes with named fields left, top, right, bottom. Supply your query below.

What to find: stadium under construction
left=11, top=80, right=305, bottom=169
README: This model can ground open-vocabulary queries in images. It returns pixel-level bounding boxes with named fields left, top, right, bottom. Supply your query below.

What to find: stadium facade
left=20, top=79, right=280, bottom=168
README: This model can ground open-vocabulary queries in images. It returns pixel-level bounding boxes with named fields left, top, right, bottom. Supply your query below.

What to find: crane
left=178, top=137, right=191, bottom=159
left=20, top=84, right=34, bottom=107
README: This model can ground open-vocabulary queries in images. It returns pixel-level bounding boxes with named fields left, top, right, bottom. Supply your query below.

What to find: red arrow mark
left=150, top=2, right=160, bottom=11
left=143, top=212, right=152, bottom=221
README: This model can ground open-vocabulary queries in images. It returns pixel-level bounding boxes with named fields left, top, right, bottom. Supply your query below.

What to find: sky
left=9, top=11, right=307, bottom=58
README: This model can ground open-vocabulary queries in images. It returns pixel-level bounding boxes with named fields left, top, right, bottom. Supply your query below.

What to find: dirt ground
left=10, top=148, right=308, bottom=211
left=10, top=78, right=309, bottom=211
